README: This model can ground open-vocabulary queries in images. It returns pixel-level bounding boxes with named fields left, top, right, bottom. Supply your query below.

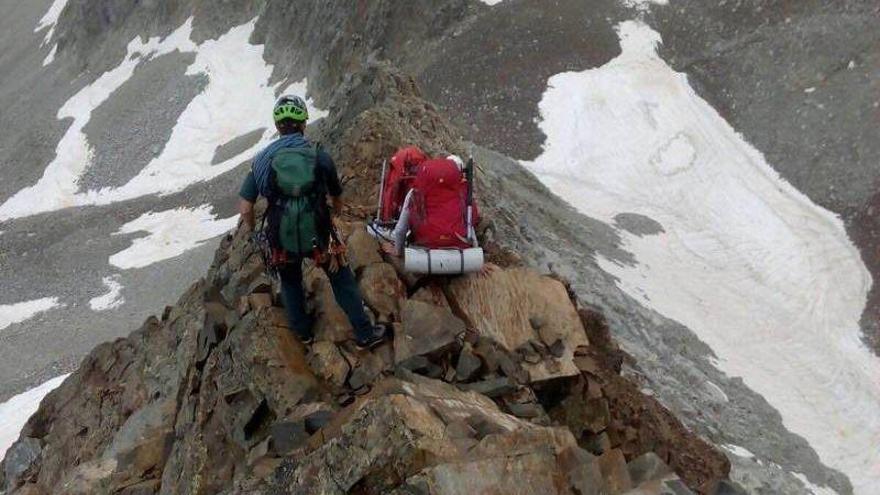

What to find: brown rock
left=395, top=300, right=465, bottom=364
left=627, top=452, right=674, bottom=486
left=307, top=342, right=351, bottom=388
left=304, top=264, right=353, bottom=342
left=411, top=284, right=451, bottom=309
left=455, top=345, right=483, bottom=382
left=248, top=293, right=273, bottom=310
left=346, top=224, right=383, bottom=273
left=282, top=374, right=593, bottom=494
left=599, top=449, right=634, bottom=494
left=358, top=262, right=405, bottom=322
left=558, top=446, right=606, bottom=495
left=460, top=377, right=517, bottom=398
left=446, top=268, right=589, bottom=383
left=584, top=432, right=613, bottom=456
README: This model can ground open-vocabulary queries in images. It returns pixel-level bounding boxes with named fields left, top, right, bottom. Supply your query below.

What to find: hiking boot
left=356, top=325, right=387, bottom=350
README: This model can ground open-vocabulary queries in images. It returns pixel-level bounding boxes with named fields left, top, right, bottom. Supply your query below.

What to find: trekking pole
left=465, top=157, right=476, bottom=246
left=376, top=159, right=387, bottom=221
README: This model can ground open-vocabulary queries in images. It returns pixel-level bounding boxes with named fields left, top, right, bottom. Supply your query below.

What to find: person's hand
left=380, top=241, right=399, bottom=257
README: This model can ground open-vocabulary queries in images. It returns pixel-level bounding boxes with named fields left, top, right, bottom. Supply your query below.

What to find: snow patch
left=1, top=18, right=324, bottom=221
left=0, top=374, right=69, bottom=459
left=523, top=20, right=879, bottom=493
left=722, top=444, right=756, bottom=459
left=89, top=276, right=124, bottom=311
left=622, top=0, right=668, bottom=11
left=792, top=472, right=840, bottom=495
left=34, top=0, right=70, bottom=45
left=479, top=0, right=506, bottom=5
left=42, top=44, right=58, bottom=66
left=109, top=205, right=236, bottom=270
left=0, top=297, right=62, bottom=332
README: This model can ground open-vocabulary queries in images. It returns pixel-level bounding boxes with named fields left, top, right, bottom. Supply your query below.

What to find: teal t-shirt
left=239, top=171, right=259, bottom=202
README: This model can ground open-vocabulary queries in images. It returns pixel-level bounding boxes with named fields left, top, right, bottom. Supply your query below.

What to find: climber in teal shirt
left=237, top=95, right=386, bottom=349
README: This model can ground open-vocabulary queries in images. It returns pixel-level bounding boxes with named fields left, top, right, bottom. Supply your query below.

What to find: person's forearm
left=239, top=199, right=255, bottom=230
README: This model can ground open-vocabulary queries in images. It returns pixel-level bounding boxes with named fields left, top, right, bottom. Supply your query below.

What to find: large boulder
left=395, top=300, right=466, bottom=364
left=270, top=374, right=606, bottom=495
left=447, top=269, right=589, bottom=382
left=304, top=264, right=354, bottom=343
left=346, top=224, right=384, bottom=273
left=358, top=262, right=406, bottom=323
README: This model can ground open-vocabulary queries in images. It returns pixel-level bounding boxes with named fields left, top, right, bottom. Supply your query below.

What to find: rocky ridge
left=1, top=64, right=738, bottom=495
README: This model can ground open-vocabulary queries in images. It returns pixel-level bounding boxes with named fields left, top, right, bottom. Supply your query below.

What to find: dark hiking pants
left=277, top=258, right=373, bottom=342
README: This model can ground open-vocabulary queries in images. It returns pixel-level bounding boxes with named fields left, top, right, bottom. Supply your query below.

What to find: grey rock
left=459, top=377, right=517, bottom=398
left=270, top=421, right=309, bottom=455
left=3, top=438, right=41, bottom=490
left=628, top=452, right=674, bottom=486
left=455, top=346, right=483, bottom=382
left=708, top=480, right=749, bottom=495
left=395, top=300, right=465, bottom=364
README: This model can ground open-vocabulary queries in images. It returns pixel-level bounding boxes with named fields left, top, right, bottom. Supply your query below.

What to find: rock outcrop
left=1, top=64, right=737, bottom=495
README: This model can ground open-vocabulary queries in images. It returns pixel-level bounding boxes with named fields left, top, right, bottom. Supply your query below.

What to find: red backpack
left=409, top=158, right=478, bottom=250
left=379, top=146, right=428, bottom=223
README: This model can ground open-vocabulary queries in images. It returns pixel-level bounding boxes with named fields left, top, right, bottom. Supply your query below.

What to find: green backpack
left=270, top=146, right=322, bottom=255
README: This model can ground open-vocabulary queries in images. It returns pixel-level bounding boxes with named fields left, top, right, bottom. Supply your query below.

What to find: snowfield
left=109, top=205, right=237, bottom=270
left=34, top=0, right=69, bottom=45
left=523, top=20, right=878, bottom=494
left=0, top=298, right=62, bottom=332
left=1, top=17, right=324, bottom=222
left=89, top=276, right=125, bottom=311
left=0, top=374, right=69, bottom=459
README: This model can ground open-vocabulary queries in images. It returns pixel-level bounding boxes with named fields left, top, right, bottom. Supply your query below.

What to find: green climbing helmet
left=273, top=95, right=309, bottom=123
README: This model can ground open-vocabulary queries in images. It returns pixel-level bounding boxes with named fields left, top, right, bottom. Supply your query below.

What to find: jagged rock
left=411, top=284, right=451, bottom=309
left=358, top=262, right=405, bottom=322
left=505, top=402, right=544, bottom=419
left=346, top=224, right=383, bottom=273
left=398, top=355, right=444, bottom=378
left=552, top=388, right=612, bottom=437
left=271, top=375, right=602, bottom=494
left=237, top=296, right=251, bottom=316
left=307, top=341, right=351, bottom=388
left=348, top=349, right=388, bottom=391
left=558, top=445, right=608, bottom=495
left=118, top=479, right=161, bottom=495
left=304, top=264, right=353, bottom=342
left=446, top=268, right=589, bottom=383
left=495, top=348, right=529, bottom=384
left=624, top=475, right=695, bottom=495
left=707, top=479, right=749, bottom=495
left=303, top=409, right=335, bottom=434
left=455, top=344, right=483, bottom=382
left=584, top=432, right=613, bottom=456
left=517, top=341, right=543, bottom=364
left=264, top=306, right=289, bottom=328
left=247, top=275, right=273, bottom=294
left=395, top=300, right=465, bottom=364
left=599, top=449, right=634, bottom=494
left=460, top=377, right=517, bottom=398
left=574, top=353, right=601, bottom=375
left=270, top=421, right=309, bottom=455
left=247, top=292, right=273, bottom=310
left=3, top=437, right=41, bottom=489
left=628, top=453, right=674, bottom=486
